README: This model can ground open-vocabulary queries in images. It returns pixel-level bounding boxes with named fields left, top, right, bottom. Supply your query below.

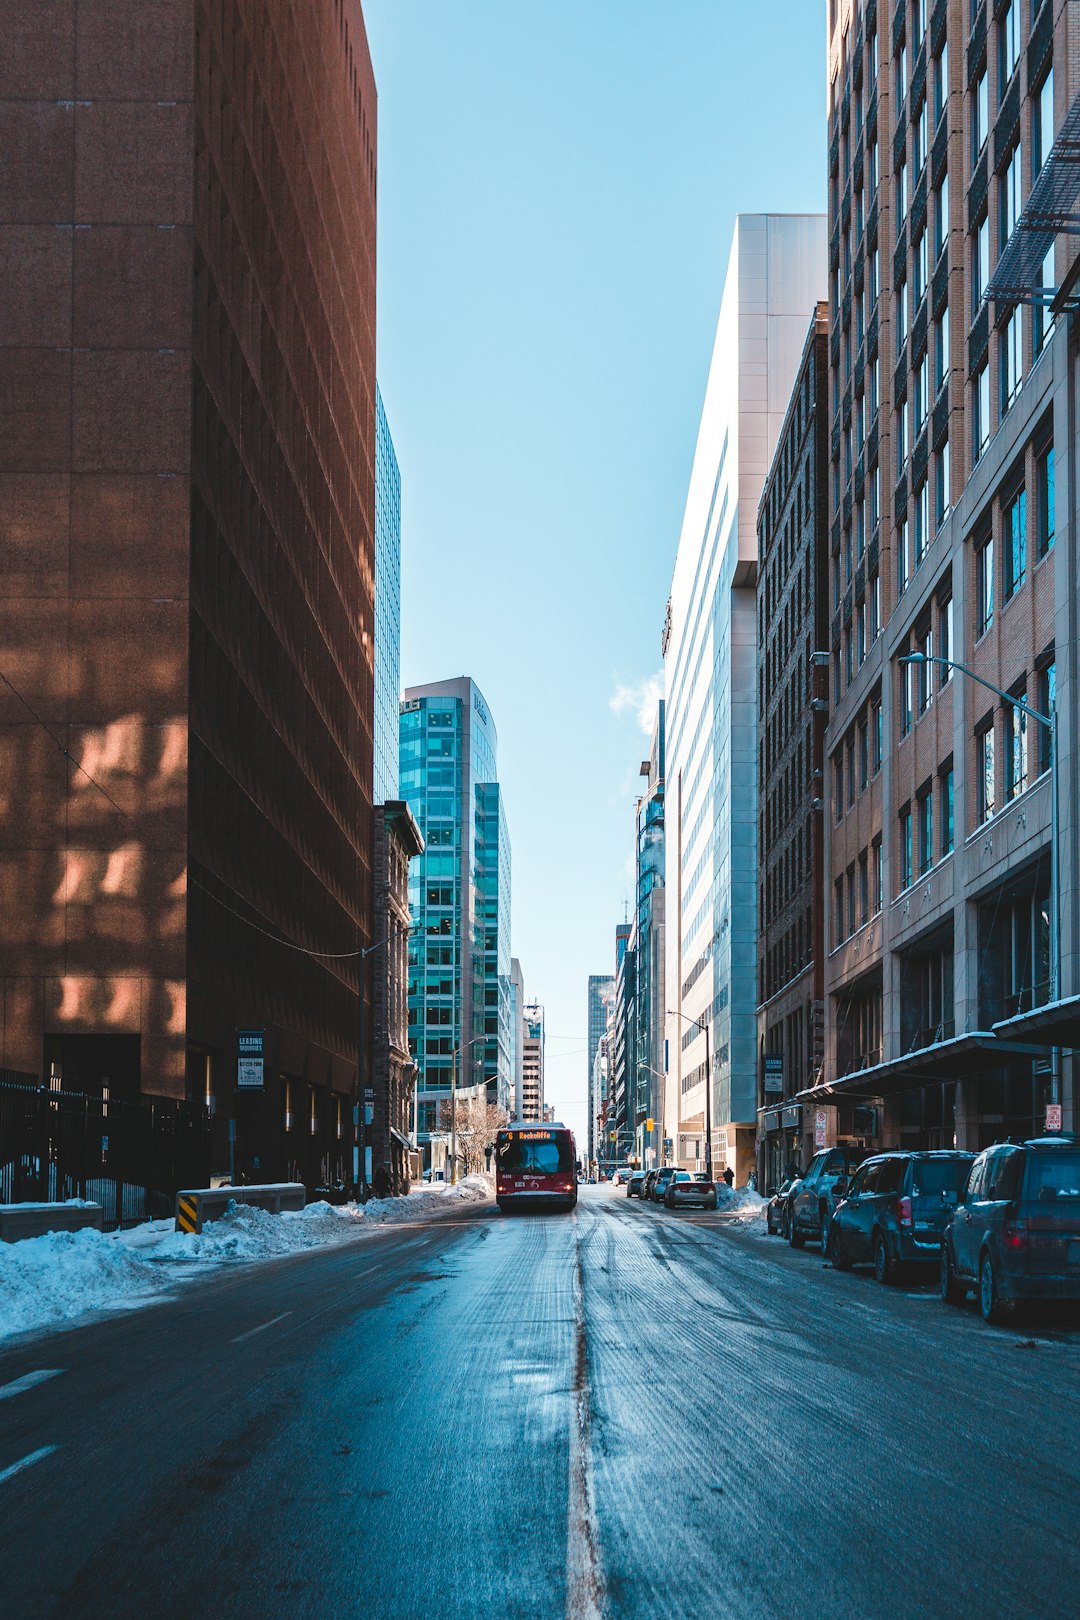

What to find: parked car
left=766, top=1176, right=801, bottom=1237
left=612, top=1165, right=633, bottom=1187
left=940, top=1136, right=1080, bottom=1323
left=829, top=1150, right=974, bottom=1282
left=627, top=1169, right=648, bottom=1198
left=788, top=1146, right=869, bottom=1252
left=641, top=1169, right=659, bottom=1202
left=650, top=1166, right=679, bottom=1203
left=665, top=1171, right=718, bottom=1210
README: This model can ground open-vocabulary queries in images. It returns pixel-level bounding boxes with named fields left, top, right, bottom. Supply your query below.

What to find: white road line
left=0, top=1370, right=63, bottom=1402
left=565, top=1211, right=606, bottom=1620
left=0, top=1446, right=58, bottom=1487
left=231, top=1312, right=292, bottom=1345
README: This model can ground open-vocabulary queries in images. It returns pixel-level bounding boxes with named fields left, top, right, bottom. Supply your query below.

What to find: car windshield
left=912, top=1159, right=972, bottom=1198
left=1027, top=1152, right=1080, bottom=1201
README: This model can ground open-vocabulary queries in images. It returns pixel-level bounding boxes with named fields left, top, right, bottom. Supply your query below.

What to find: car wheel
left=707, top=1196, right=717, bottom=1211
left=819, top=1207, right=831, bottom=1256
left=979, top=1251, right=1009, bottom=1324
left=829, top=1224, right=852, bottom=1271
left=939, top=1241, right=963, bottom=1305
left=873, top=1232, right=894, bottom=1285
left=788, top=1216, right=805, bottom=1250
left=780, top=1206, right=791, bottom=1241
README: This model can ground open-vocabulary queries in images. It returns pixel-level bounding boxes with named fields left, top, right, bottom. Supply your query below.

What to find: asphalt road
left=1, top=1184, right=1079, bottom=1619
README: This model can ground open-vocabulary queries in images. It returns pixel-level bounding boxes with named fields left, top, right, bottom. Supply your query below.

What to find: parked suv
left=940, top=1136, right=1080, bottom=1323
left=650, top=1166, right=679, bottom=1203
left=788, top=1146, right=868, bottom=1253
left=829, top=1150, right=974, bottom=1283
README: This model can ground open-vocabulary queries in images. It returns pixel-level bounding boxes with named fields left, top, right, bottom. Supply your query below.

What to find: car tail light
left=1003, top=1219, right=1028, bottom=1251
left=897, top=1195, right=913, bottom=1228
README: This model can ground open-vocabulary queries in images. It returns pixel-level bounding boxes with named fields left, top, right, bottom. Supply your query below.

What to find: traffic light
left=646, top=1118, right=654, bottom=1132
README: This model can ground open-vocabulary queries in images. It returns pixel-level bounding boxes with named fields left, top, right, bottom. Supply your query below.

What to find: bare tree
left=440, top=1095, right=509, bottom=1177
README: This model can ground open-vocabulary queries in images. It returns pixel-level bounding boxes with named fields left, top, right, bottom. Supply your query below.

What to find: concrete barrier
left=0, top=1202, right=104, bottom=1243
left=174, top=1183, right=306, bottom=1234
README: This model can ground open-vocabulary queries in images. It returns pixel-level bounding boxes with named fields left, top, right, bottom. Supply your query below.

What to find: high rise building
left=633, top=703, right=666, bottom=1169
left=664, top=214, right=827, bottom=1182
left=813, top=0, right=1079, bottom=1152
left=374, top=386, right=402, bottom=805
left=0, top=0, right=379, bottom=1188
left=587, top=974, right=615, bottom=1162
left=756, top=307, right=830, bottom=1188
left=372, top=801, right=424, bottom=1194
left=510, top=958, right=526, bottom=1120
left=400, top=679, right=512, bottom=1163
left=522, top=1003, right=545, bottom=1123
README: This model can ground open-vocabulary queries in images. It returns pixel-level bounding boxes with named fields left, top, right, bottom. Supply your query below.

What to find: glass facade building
left=400, top=678, right=512, bottom=1161
left=374, top=386, right=401, bottom=805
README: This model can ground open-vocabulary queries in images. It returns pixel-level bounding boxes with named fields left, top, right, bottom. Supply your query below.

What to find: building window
left=913, top=478, right=929, bottom=567
left=999, top=2, right=1020, bottom=98
left=933, top=41, right=949, bottom=128
left=916, top=621, right=934, bottom=715
left=1000, top=307, right=1021, bottom=412
left=1034, top=246, right=1056, bottom=356
left=973, top=214, right=990, bottom=311
left=938, top=593, right=953, bottom=679
left=847, top=734, right=856, bottom=809
left=1006, top=690, right=1028, bottom=802
left=1037, top=660, right=1056, bottom=774
left=914, top=353, right=929, bottom=437
left=896, top=40, right=908, bottom=111
left=896, top=278, right=909, bottom=348
left=1036, top=443, right=1055, bottom=558
left=940, top=762, right=955, bottom=856
left=847, top=863, right=856, bottom=937
left=1003, top=484, right=1026, bottom=600
left=897, top=516, right=910, bottom=596
left=934, top=303, right=950, bottom=393
left=914, top=96, right=928, bottom=175
left=974, top=362, right=990, bottom=460
left=913, top=230, right=928, bottom=309
left=871, top=837, right=883, bottom=914
left=934, top=171, right=949, bottom=260
left=977, top=722, right=996, bottom=824
left=897, top=158, right=908, bottom=234
left=917, top=788, right=934, bottom=876
left=899, top=805, right=913, bottom=891
left=859, top=719, right=869, bottom=790
left=935, top=439, right=951, bottom=528
left=869, top=571, right=881, bottom=642
left=900, top=654, right=914, bottom=736
left=1034, top=64, right=1055, bottom=178
left=834, top=877, right=845, bottom=946
left=973, top=68, right=988, bottom=161
left=834, top=755, right=843, bottom=822
left=1001, top=142, right=1023, bottom=245
left=976, top=532, right=994, bottom=636
left=871, top=696, right=883, bottom=774
left=859, top=853, right=869, bottom=927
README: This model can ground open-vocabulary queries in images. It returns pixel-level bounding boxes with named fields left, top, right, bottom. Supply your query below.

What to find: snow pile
left=0, top=1176, right=494, bottom=1345
left=0, top=1225, right=167, bottom=1343
left=716, top=1185, right=768, bottom=1224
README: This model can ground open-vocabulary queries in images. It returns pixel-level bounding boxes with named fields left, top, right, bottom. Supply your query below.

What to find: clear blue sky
left=363, top=0, right=827, bottom=1141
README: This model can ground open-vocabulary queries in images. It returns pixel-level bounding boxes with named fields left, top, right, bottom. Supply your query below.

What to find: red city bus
left=495, top=1123, right=578, bottom=1212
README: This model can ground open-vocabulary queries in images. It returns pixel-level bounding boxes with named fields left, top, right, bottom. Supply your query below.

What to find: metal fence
left=0, top=1079, right=212, bottom=1230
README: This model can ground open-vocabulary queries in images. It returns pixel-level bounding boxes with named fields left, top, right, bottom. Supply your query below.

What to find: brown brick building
left=812, top=0, right=1079, bottom=1154
left=756, top=306, right=831, bottom=1189
left=0, top=0, right=378, bottom=1186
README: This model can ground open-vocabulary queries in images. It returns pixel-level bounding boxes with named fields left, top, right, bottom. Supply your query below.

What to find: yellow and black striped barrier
left=174, top=1184, right=305, bottom=1234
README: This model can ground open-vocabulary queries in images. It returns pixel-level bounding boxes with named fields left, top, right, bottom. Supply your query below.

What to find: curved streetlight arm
left=898, top=652, right=1052, bottom=730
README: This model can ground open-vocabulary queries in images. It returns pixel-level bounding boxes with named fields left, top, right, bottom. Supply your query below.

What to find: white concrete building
left=663, top=214, right=827, bottom=1182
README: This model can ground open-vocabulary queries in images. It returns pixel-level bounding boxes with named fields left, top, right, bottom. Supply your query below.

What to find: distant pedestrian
left=722, top=1166, right=734, bottom=1188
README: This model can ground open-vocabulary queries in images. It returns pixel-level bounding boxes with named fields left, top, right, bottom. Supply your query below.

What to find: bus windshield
left=497, top=1133, right=574, bottom=1175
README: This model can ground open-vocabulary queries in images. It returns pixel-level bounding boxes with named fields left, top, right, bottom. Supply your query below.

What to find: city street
left=1, top=1184, right=1078, bottom=1619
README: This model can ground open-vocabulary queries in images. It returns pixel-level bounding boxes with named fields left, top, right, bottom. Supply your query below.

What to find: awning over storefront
left=794, top=1032, right=1047, bottom=1105
left=992, top=994, right=1080, bottom=1049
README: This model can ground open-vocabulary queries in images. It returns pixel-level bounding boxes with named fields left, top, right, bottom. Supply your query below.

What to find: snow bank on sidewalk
left=0, top=1175, right=494, bottom=1345
left=716, top=1185, right=768, bottom=1224
left=0, top=1225, right=167, bottom=1343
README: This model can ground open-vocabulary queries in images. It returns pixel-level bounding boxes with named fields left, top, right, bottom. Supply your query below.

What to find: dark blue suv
left=940, top=1137, right=1080, bottom=1323
left=829, top=1150, right=974, bottom=1284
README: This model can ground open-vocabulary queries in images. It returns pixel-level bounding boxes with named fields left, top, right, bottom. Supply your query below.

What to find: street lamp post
left=667, top=1007, right=713, bottom=1179
left=900, top=651, right=1060, bottom=1103
left=638, top=1061, right=668, bottom=1166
